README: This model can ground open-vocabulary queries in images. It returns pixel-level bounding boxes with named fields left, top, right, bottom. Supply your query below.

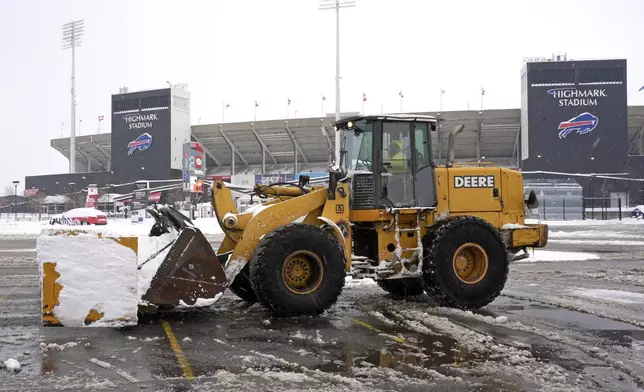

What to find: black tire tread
left=421, top=216, right=510, bottom=309
left=376, top=278, right=425, bottom=297
left=228, top=265, right=257, bottom=303
left=249, top=223, right=346, bottom=317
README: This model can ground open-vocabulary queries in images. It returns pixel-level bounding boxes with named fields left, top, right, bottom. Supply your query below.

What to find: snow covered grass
left=517, top=249, right=600, bottom=263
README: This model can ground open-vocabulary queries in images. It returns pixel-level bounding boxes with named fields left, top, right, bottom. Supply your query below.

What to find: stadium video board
left=521, top=59, right=627, bottom=174
left=110, top=89, right=173, bottom=181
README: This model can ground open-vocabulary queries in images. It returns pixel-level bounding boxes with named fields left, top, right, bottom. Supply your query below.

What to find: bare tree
left=3, top=185, right=15, bottom=196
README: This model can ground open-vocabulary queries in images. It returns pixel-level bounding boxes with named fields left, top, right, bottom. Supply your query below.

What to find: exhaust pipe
left=446, top=124, right=465, bottom=168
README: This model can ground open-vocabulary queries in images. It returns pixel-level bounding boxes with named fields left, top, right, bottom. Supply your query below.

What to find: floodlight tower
left=62, top=19, right=84, bottom=173
left=319, top=0, right=355, bottom=122
left=319, top=0, right=355, bottom=170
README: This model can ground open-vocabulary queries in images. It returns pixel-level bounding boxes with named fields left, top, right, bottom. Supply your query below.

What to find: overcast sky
left=1, top=0, right=643, bottom=193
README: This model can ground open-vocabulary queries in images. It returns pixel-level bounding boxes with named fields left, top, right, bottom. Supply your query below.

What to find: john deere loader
left=142, top=114, right=547, bottom=316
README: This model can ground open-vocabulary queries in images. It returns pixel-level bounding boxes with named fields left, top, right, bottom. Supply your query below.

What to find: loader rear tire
left=249, top=223, right=346, bottom=317
left=228, top=265, right=257, bottom=304
left=421, top=216, right=510, bottom=309
left=377, top=278, right=425, bottom=297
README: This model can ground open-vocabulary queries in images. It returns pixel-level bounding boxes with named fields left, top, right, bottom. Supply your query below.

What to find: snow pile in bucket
left=137, top=231, right=178, bottom=302
left=37, top=231, right=139, bottom=327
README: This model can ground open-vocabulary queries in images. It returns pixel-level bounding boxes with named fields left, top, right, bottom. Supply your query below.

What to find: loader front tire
left=249, top=223, right=346, bottom=317
left=228, top=264, right=257, bottom=304
left=421, top=216, right=510, bottom=309
left=377, top=278, right=425, bottom=297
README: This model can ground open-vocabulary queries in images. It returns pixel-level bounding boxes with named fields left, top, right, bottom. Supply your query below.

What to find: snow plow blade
left=142, top=206, right=227, bottom=307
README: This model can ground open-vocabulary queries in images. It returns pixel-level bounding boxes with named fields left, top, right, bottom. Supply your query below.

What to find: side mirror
left=525, top=190, right=539, bottom=209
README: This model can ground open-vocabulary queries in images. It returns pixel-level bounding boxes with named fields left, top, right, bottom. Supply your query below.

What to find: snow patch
left=3, top=358, right=20, bottom=372
left=502, top=223, right=528, bottom=229
left=40, top=342, right=79, bottom=351
left=345, top=276, right=377, bottom=286
left=549, top=239, right=644, bottom=246
left=517, top=249, right=599, bottom=262
left=178, top=293, right=223, bottom=309
left=525, top=218, right=644, bottom=226
left=245, top=368, right=316, bottom=383
left=568, top=288, right=644, bottom=304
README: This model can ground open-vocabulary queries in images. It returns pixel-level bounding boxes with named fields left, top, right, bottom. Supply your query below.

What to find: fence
left=527, top=196, right=631, bottom=221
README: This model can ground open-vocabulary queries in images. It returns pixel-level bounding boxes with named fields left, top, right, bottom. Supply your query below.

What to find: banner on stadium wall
left=85, top=184, right=99, bottom=208
left=231, top=174, right=256, bottom=186
left=255, top=174, right=296, bottom=185
left=295, top=172, right=328, bottom=181
left=182, top=142, right=206, bottom=192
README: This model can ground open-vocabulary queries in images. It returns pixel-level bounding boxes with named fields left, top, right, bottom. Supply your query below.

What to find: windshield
left=341, top=120, right=373, bottom=172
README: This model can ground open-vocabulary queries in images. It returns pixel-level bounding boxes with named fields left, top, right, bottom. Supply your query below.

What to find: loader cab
left=335, top=115, right=438, bottom=209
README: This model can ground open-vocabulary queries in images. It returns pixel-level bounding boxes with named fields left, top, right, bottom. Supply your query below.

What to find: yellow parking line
left=352, top=318, right=407, bottom=344
left=161, top=320, right=195, bottom=379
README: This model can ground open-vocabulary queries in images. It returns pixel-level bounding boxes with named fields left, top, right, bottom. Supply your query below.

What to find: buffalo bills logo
left=127, top=133, right=152, bottom=155
left=557, top=112, right=599, bottom=139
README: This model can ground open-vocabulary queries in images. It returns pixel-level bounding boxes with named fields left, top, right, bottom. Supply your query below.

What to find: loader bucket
left=141, top=207, right=227, bottom=307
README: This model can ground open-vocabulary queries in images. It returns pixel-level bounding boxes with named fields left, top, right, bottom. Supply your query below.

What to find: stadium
left=23, top=57, right=644, bottom=217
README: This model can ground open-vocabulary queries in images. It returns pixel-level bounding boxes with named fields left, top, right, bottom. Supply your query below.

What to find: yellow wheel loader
left=142, top=114, right=547, bottom=316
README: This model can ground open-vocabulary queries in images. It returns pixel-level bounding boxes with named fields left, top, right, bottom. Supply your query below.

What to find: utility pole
left=62, top=19, right=84, bottom=174
left=440, top=88, right=445, bottom=111
left=12, top=181, right=19, bottom=220
left=320, top=0, right=355, bottom=168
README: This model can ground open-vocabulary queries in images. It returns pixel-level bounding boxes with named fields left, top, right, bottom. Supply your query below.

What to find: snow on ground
left=567, top=288, right=644, bottom=304
left=517, top=249, right=600, bottom=263
left=0, top=216, right=224, bottom=237
left=526, top=218, right=644, bottom=227
left=3, top=358, right=21, bottom=372
left=548, top=239, right=644, bottom=246
left=549, top=230, right=644, bottom=240
left=0, top=219, right=48, bottom=236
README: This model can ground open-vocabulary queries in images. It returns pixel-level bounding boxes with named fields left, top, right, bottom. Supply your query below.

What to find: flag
left=481, top=87, right=486, bottom=96
left=98, top=115, right=104, bottom=121
left=288, top=98, right=291, bottom=105
left=225, top=103, right=230, bottom=108
left=440, top=89, right=445, bottom=95
left=255, top=100, right=259, bottom=107
left=362, top=93, right=367, bottom=102
left=322, top=96, right=326, bottom=101
left=399, top=90, right=404, bottom=98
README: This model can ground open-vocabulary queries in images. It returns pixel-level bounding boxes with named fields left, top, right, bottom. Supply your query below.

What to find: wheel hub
left=452, top=243, right=489, bottom=285
left=282, top=250, right=324, bottom=295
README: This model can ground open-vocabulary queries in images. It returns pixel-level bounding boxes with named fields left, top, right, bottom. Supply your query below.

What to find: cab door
left=379, top=121, right=436, bottom=208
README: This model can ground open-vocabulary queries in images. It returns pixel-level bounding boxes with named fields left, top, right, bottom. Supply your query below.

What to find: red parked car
left=49, top=208, right=108, bottom=226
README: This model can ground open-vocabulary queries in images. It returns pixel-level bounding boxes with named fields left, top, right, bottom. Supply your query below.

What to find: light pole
left=69, top=182, right=75, bottom=208
left=319, top=0, right=355, bottom=168
left=62, top=19, right=84, bottom=174
left=12, top=180, right=19, bottom=220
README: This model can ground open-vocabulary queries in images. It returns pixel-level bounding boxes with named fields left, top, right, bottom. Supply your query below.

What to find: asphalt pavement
left=1, top=223, right=644, bottom=391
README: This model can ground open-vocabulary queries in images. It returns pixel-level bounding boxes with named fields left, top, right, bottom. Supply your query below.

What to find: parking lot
left=1, top=222, right=644, bottom=391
